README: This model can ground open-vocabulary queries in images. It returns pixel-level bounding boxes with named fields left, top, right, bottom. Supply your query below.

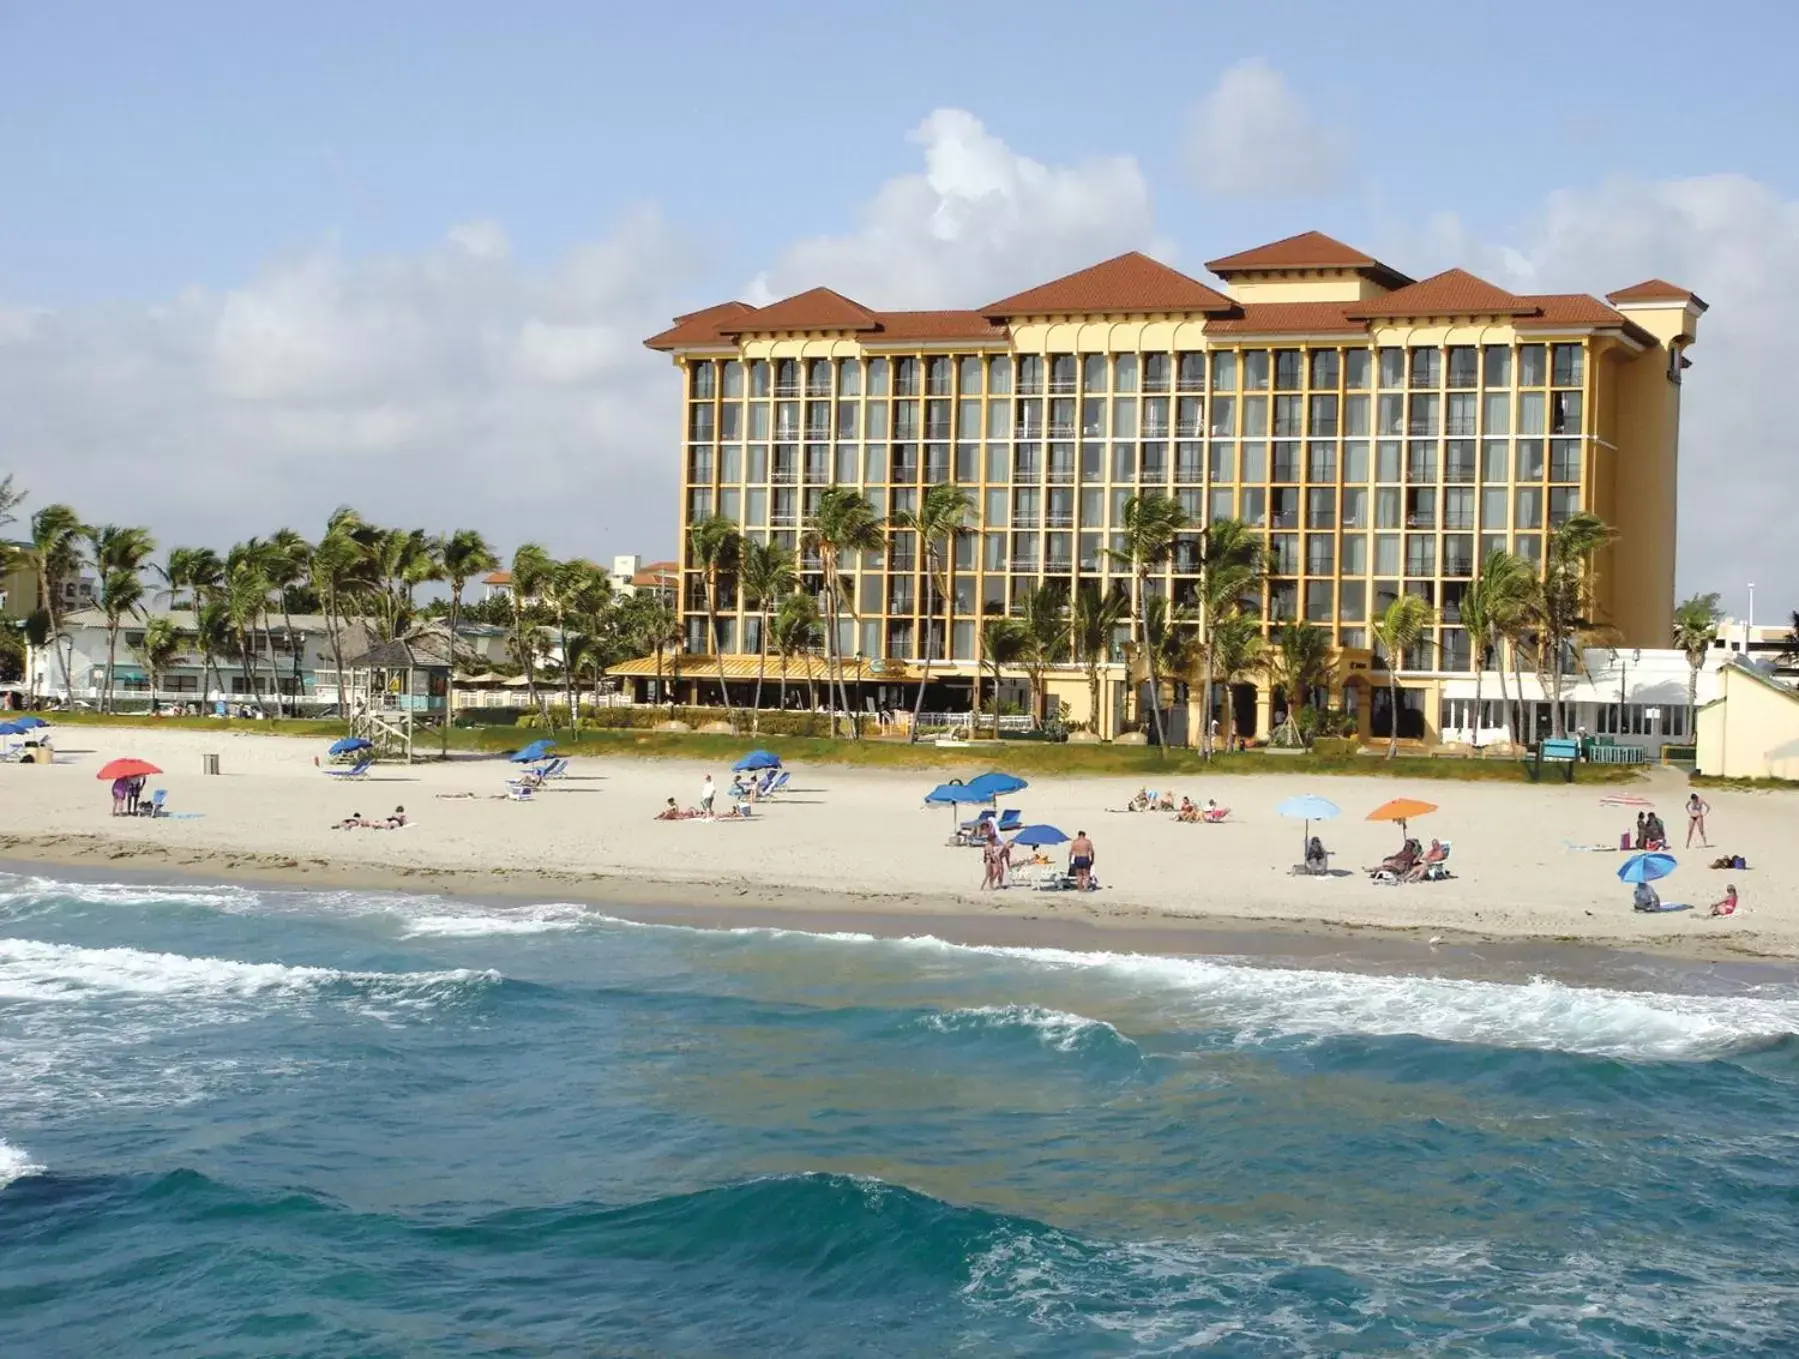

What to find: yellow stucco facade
left=1696, top=665, right=1799, bottom=781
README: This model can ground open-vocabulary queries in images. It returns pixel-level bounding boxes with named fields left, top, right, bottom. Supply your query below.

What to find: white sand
left=1, top=726, right=1790, bottom=959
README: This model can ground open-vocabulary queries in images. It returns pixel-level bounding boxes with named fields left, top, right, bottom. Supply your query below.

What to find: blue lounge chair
left=995, top=808, right=1023, bottom=834
left=139, top=789, right=167, bottom=818
left=532, top=757, right=568, bottom=780
left=325, top=757, right=373, bottom=779
left=763, top=770, right=791, bottom=798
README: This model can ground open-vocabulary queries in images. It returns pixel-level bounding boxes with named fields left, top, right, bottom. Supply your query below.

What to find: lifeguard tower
left=344, top=637, right=451, bottom=763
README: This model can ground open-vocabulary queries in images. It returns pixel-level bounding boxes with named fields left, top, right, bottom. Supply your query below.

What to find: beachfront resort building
left=636, top=232, right=1705, bottom=746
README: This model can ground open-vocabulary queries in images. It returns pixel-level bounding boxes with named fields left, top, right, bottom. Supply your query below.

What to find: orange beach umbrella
left=1366, top=797, right=1437, bottom=837
left=96, top=758, right=161, bottom=781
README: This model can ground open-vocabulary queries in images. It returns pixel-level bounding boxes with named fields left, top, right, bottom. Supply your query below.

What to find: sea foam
left=0, top=1138, right=44, bottom=1191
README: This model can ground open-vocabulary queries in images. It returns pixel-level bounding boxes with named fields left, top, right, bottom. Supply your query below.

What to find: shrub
left=1312, top=736, right=1361, bottom=759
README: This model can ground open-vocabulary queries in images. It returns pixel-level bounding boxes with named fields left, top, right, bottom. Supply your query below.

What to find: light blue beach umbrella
left=966, top=771, right=1028, bottom=802
left=1618, top=852, right=1677, bottom=885
left=1010, top=824, right=1069, bottom=848
left=511, top=739, right=557, bottom=764
left=925, top=781, right=990, bottom=827
left=1277, top=794, right=1341, bottom=855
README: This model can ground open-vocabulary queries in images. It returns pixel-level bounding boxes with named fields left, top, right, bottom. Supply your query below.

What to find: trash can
left=202, top=753, right=220, bottom=776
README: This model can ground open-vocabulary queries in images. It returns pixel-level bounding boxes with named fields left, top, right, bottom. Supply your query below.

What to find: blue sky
left=1, top=0, right=1795, bottom=607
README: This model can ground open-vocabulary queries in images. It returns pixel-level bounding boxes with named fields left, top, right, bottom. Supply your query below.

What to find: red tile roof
left=643, top=301, right=756, bottom=351
left=630, top=560, right=679, bottom=588
left=1606, top=278, right=1708, bottom=311
left=1346, top=268, right=1536, bottom=320
left=482, top=570, right=512, bottom=585
left=863, top=310, right=1009, bottom=342
left=1514, top=294, right=1627, bottom=326
left=1202, top=302, right=1367, bottom=336
left=715, top=287, right=880, bottom=336
left=1207, top=230, right=1374, bottom=272
left=982, top=251, right=1234, bottom=318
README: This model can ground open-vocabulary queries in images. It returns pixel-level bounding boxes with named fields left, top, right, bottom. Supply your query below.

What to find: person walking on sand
left=1686, top=792, right=1711, bottom=848
left=1069, top=830, right=1095, bottom=892
left=700, top=774, right=716, bottom=820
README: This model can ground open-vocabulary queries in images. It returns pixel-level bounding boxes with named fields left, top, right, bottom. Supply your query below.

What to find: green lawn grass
left=43, top=711, right=1645, bottom=783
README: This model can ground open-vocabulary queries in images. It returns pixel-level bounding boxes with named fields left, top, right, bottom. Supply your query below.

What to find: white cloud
left=749, top=108, right=1168, bottom=308
left=0, top=214, right=698, bottom=560
left=1398, top=173, right=1799, bottom=609
left=1186, top=58, right=1350, bottom=200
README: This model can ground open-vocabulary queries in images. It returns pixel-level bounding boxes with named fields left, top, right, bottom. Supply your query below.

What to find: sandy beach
left=2, top=725, right=1792, bottom=961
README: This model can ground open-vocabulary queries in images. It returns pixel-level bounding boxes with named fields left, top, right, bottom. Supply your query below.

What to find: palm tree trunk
left=1386, top=669, right=1400, bottom=759
left=1200, top=637, right=1217, bottom=760
left=104, top=622, right=119, bottom=712
left=1087, top=662, right=1101, bottom=740
left=1469, top=638, right=1486, bottom=752
left=1511, top=643, right=1528, bottom=746
left=442, top=595, right=460, bottom=757
left=706, top=583, right=737, bottom=733
left=907, top=564, right=941, bottom=744
left=752, top=612, right=767, bottom=736
left=560, top=621, right=578, bottom=732
left=282, top=602, right=303, bottom=716
left=777, top=644, right=788, bottom=715
left=260, top=614, right=283, bottom=716
left=328, top=594, right=349, bottom=720
left=1137, top=570, right=1168, bottom=757
left=1494, top=637, right=1512, bottom=749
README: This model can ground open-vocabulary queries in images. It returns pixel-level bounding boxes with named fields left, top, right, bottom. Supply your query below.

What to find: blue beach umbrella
left=966, top=771, right=1028, bottom=801
left=1010, top=824, right=1069, bottom=848
left=328, top=736, right=373, bottom=756
left=1277, top=794, right=1342, bottom=855
left=925, top=781, right=991, bottom=826
left=0, top=721, right=22, bottom=737
left=511, top=739, right=557, bottom=764
left=1618, top=852, right=1677, bottom=885
left=11, top=716, right=46, bottom=729
left=733, top=749, right=782, bottom=772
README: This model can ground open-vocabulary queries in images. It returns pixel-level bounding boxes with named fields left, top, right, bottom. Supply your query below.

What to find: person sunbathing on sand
left=1176, top=797, right=1199, bottom=823
left=1155, top=791, right=1176, bottom=812
left=654, top=798, right=693, bottom=821
left=1710, top=885, right=1739, bottom=917
left=333, top=812, right=367, bottom=830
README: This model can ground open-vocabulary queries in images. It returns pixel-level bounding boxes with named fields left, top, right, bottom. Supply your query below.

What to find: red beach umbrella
left=96, top=758, right=161, bottom=781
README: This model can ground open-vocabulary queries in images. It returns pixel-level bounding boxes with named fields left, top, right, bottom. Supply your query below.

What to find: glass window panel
left=1142, top=352, right=1170, bottom=392
left=863, top=445, right=886, bottom=484
left=1376, top=441, right=1402, bottom=482
left=1113, top=353, right=1138, bottom=392
left=1241, top=441, right=1267, bottom=482
left=1273, top=395, right=1303, bottom=436
left=1208, top=396, right=1235, bottom=437
left=1444, top=486, right=1475, bottom=529
left=1307, top=441, right=1337, bottom=482
left=1446, top=392, right=1477, bottom=436
left=1516, top=439, right=1546, bottom=480
left=1342, top=534, right=1367, bottom=574
left=988, top=355, right=1012, bottom=394
left=1404, top=534, right=1436, bottom=577
left=720, top=404, right=742, bottom=440
left=1274, top=349, right=1304, bottom=390
left=1342, top=486, right=1368, bottom=529
left=1482, top=391, right=1510, bottom=435
left=1208, top=443, right=1235, bottom=482
left=720, top=359, right=744, bottom=398
left=1179, top=352, right=1208, bottom=391
left=1339, top=579, right=1366, bottom=621
left=1080, top=441, right=1104, bottom=482
left=1551, top=343, right=1584, bottom=387
left=1241, top=488, right=1266, bottom=526
left=1375, top=534, right=1400, bottom=576
left=1111, top=443, right=1136, bottom=481
left=1345, top=349, right=1372, bottom=390
left=1305, top=581, right=1333, bottom=622
left=1481, top=440, right=1507, bottom=482
left=1243, top=396, right=1269, bottom=437
left=1208, top=487, right=1234, bottom=521
left=1481, top=487, right=1508, bottom=529
left=1447, top=346, right=1478, bottom=388
left=955, top=442, right=978, bottom=482
left=1344, top=440, right=1369, bottom=482
left=1083, top=354, right=1108, bottom=393
left=984, top=443, right=1006, bottom=481
left=1549, top=487, right=1581, bottom=525
left=1482, top=345, right=1511, bottom=387
left=1310, top=349, right=1340, bottom=389
left=1378, top=347, right=1406, bottom=388
left=748, top=444, right=768, bottom=481
left=984, top=488, right=1008, bottom=527
left=1378, top=393, right=1404, bottom=436
left=1517, top=391, right=1545, bottom=436
left=1082, top=398, right=1107, bottom=437
left=864, top=403, right=888, bottom=439
left=986, top=400, right=1011, bottom=439
left=1409, top=347, right=1441, bottom=388
left=1209, top=351, right=1236, bottom=390
left=1444, top=440, right=1476, bottom=483
left=1375, top=487, right=1402, bottom=529
left=1550, top=439, right=1581, bottom=482
left=1519, top=344, right=1547, bottom=385
left=1307, top=491, right=1335, bottom=530
left=1242, top=350, right=1270, bottom=390
left=1515, top=487, right=1544, bottom=529
left=1550, top=391, right=1583, bottom=434
left=1272, top=443, right=1301, bottom=482
left=958, top=399, right=981, bottom=439
left=1343, top=394, right=1369, bottom=437
left=1409, top=393, right=1440, bottom=436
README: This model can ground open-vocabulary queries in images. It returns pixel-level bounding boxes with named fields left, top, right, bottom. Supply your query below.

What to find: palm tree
left=806, top=485, right=885, bottom=739
left=545, top=559, right=612, bottom=729
left=1371, top=593, right=1436, bottom=758
left=1209, top=612, right=1264, bottom=751
left=87, top=524, right=156, bottom=712
left=507, top=543, right=554, bottom=717
left=134, top=616, right=183, bottom=705
left=979, top=616, right=1026, bottom=734
left=1537, top=512, right=1617, bottom=737
left=194, top=598, right=232, bottom=710
left=1107, top=492, right=1188, bottom=752
left=1781, top=612, right=1799, bottom=670
left=1672, top=591, right=1723, bottom=730
left=438, top=529, right=498, bottom=753
left=738, top=538, right=797, bottom=734
left=28, top=504, right=85, bottom=701
left=1145, top=595, right=1200, bottom=745
left=621, top=591, right=682, bottom=710
left=772, top=591, right=822, bottom=717
left=309, top=524, right=363, bottom=716
left=688, top=515, right=744, bottom=730
left=1194, top=518, right=1264, bottom=757
left=223, top=547, right=273, bottom=711
left=0, top=475, right=22, bottom=580
left=267, top=529, right=313, bottom=715
left=1460, top=551, right=1533, bottom=749
left=1069, top=581, right=1128, bottom=738
left=1017, top=582, right=1069, bottom=727
left=1264, top=620, right=1332, bottom=745
left=890, top=482, right=971, bottom=742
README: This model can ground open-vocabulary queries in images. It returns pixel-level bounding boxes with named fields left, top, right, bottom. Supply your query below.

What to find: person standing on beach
left=700, top=774, right=716, bottom=819
left=1686, top=792, right=1711, bottom=848
left=1069, top=830, right=1095, bottom=892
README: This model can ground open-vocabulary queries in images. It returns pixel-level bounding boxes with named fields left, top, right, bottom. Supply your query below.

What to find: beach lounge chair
left=762, top=771, right=791, bottom=798
left=1416, top=841, right=1454, bottom=882
left=325, top=757, right=373, bottom=779
left=995, top=808, right=1023, bottom=834
left=537, top=758, right=568, bottom=780
left=1200, top=805, right=1229, bottom=824
left=953, top=809, right=997, bottom=846
left=137, top=789, right=167, bottom=819
left=506, top=782, right=535, bottom=802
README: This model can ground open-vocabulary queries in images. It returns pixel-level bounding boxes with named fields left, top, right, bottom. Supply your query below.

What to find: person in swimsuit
left=1069, top=830, right=1095, bottom=892
left=1710, top=884, right=1738, bottom=917
left=1686, top=793, right=1711, bottom=848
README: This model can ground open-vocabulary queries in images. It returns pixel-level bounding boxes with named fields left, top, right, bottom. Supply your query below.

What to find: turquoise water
left=3, top=871, right=1799, bottom=1356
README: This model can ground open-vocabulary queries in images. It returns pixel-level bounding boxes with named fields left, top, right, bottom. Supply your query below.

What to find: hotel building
left=639, top=232, right=1704, bottom=743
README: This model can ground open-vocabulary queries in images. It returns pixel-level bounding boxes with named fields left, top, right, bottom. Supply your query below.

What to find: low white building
left=28, top=610, right=513, bottom=714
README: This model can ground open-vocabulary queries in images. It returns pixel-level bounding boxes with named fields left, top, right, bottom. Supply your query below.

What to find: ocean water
left=3, top=872, right=1799, bottom=1356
